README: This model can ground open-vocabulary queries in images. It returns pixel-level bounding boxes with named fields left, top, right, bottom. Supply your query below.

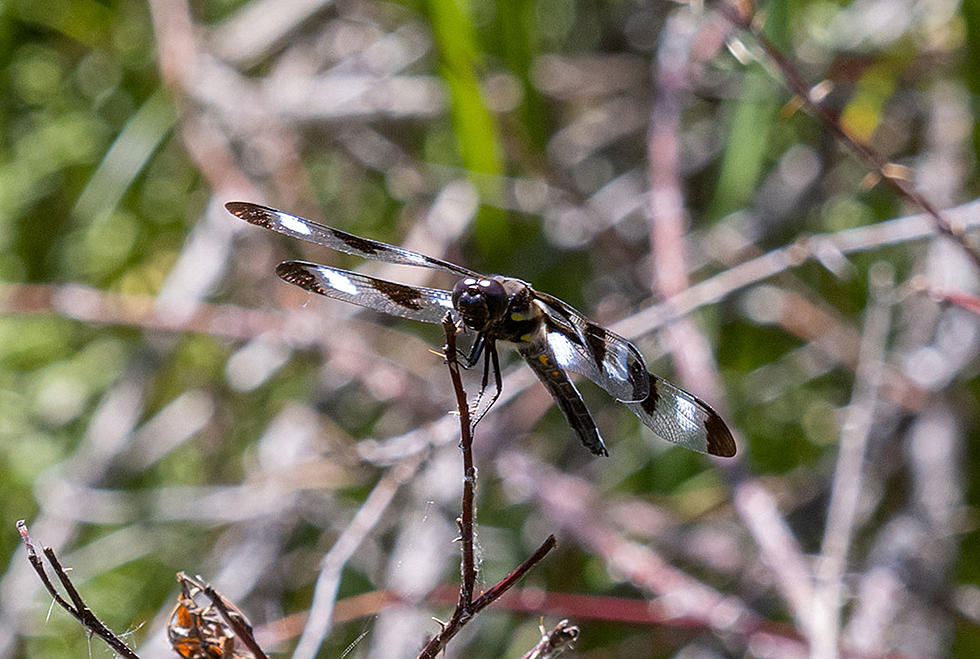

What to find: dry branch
left=17, top=521, right=140, bottom=659
left=415, top=315, right=558, bottom=657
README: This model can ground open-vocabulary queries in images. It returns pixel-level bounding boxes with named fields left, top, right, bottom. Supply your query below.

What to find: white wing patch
left=403, top=251, right=430, bottom=266
left=323, top=269, right=359, bottom=296
left=547, top=331, right=577, bottom=369
left=278, top=211, right=312, bottom=236
left=602, top=353, right=629, bottom=381
left=673, top=395, right=701, bottom=433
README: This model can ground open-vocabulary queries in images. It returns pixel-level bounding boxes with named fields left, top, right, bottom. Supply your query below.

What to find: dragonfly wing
left=624, top=373, right=736, bottom=457
left=276, top=261, right=458, bottom=324
left=535, top=294, right=649, bottom=402
left=227, top=201, right=478, bottom=278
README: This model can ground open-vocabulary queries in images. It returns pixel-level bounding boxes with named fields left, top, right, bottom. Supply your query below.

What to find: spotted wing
left=275, top=261, right=458, bottom=324
left=624, top=373, right=736, bottom=457
left=227, top=201, right=479, bottom=278
left=533, top=293, right=649, bottom=403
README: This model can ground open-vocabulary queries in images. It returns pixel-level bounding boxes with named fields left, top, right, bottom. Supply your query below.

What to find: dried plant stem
left=617, top=198, right=980, bottom=342
left=720, top=2, right=980, bottom=271
left=444, top=316, right=479, bottom=608
left=811, top=265, right=895, bottom=657
left=292, top=452, right=425, bottom=659
left=17, top=521, right=140, bottom=659
left=519, top=619, right=579, bottom=659
left=415, top=316, right=557, bottom=658
left=647, top=11, right=814, bottom=638
left=198, top=578, right=269, bottom=659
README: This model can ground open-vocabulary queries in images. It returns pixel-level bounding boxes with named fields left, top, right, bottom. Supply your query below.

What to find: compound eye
left=452, top=277, right=508, bottom=330
left=452, top=277, right=479, bottom=304
left=478, top=279, right=507, bottom=314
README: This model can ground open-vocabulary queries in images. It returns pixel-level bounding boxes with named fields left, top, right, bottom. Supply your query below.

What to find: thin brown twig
left=646, top=10, right=725, bottom=394
left=194, top=576, right=269, bottom=659
left=147, top=0, right=312, bottom=208
left=415, top=316, right=558, bottom=658
left=495, top=450, right=816, bottom=653
left=292, top=451, right=426, bottom=659
left=417, top=539, right=559, bottom=659
left=447, top=321, right=478, bottom=609
left=0, top=282, right=281, bottom=341
left=811, top=264, right=895, bottom=657
left=469, top=536, right=558, bottom=612
left=646, top=9, right=815, bottom=636
left=617, top=197, right=980, bottom=345
left=17, top=525, right=78, bottom=627
left=718, top=2, right=980, bottom=272
left=274, top=582, right=802, bottom=638
left=519, top=619, right=580, bottom=659
left=17, top=521, right=141, bottom=659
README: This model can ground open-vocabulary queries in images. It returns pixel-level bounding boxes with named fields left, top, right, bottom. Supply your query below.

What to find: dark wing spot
left=543, top=319, right=583, bottom=348
left=628, top=359, right=649, bottom=400
left=704, top=412, right=736, bottom=457
left=371, top=279, right=423, bottom=310
left=226, top=201, right=275, bottom=228
left=275, top=262, right=325, bottom=294
left=639, top=374, right=660, bottom=416
left=685, top=389, right=737, bottom=457
left=584, top=324, right=608, bottom=365
left=330, top=228, right=382, bottom=255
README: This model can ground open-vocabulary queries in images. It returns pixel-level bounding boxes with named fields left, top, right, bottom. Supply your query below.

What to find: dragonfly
left=226, top=201, right=736, bottom=458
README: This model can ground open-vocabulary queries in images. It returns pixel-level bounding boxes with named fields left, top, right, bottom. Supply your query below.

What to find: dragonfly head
left=452, top=277, right=508, bottom=331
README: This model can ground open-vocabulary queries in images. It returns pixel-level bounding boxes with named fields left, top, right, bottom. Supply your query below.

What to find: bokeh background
left=0, top=0, right=979, bottom=657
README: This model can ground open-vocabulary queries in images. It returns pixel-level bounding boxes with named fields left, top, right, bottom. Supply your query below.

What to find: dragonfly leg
left=471, top=342, right=502, bottom=429
left=458, top=334, right=485, bottom=369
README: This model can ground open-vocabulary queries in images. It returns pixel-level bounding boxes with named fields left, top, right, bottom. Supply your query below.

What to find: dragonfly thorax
left=452, top=277, right=508, bottom=331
